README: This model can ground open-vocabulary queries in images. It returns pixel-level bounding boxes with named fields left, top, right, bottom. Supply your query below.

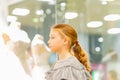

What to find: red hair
left=52, top=23, right=91, bottom=72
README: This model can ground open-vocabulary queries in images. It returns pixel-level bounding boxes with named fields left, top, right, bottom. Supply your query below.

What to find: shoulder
left=54, top=56, right=84, bottom=70
left=48, top=56, right=91, bottom=80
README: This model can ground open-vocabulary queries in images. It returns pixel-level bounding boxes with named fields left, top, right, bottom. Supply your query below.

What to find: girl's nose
left=47, top=39, right=50, bottom=45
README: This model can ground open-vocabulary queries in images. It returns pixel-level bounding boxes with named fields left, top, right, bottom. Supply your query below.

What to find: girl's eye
left=51, top=37, right=54, bottom=39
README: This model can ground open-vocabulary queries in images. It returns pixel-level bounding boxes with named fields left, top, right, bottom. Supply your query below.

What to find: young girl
left=46, top=23, right=91, bottom=80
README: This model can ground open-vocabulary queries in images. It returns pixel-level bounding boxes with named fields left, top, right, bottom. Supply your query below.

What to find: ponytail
left=72, top=41, right=91, bottom=72
left=51, top=23, right=91, bottom=72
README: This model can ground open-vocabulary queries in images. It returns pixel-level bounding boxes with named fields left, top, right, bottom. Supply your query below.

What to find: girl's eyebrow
left=50, top=33, right=54, bottom=36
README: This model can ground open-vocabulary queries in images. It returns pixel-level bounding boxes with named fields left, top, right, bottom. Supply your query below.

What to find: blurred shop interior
left=0, top=0, right=120, bottom=80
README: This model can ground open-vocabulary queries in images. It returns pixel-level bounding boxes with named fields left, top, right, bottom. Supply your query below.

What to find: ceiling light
left=98, top=37, right=104, bottom=42
left=48, top=0, right=55, bottom=5
left=65, top=12, right=78, bottom=19
left=38, top=0, right=55, bottom=5
left=104, top=14, right=120, bottom=21
left=87, top=21, right=103, bottom=28
left=60, top=2, right=66, bottom=7
left=7, top=15, right=17, bottom=22
left=12, top=8, right=30, bottom=16
left=38, top=0, right=51, bottom=1
left=101, top=1, right=108, bottom=5
left=36, top=10, right=44, bottom=15
left=108, top=28, right=120, bottom=34
left=95, top=47, right=101, bottom=52
left=100, top=0, right=114, bottom=2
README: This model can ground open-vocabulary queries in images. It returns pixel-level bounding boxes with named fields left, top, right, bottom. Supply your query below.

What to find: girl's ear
left=2, top=33, right=10, bottom=44
left=63, top=38, right=69, bottom=45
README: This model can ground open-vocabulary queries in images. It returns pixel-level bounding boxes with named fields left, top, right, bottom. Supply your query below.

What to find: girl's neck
left=58, top=50, right=72, bottom=61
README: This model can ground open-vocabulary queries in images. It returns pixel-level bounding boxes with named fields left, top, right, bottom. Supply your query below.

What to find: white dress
left=0, top=48, right=32, bottom=80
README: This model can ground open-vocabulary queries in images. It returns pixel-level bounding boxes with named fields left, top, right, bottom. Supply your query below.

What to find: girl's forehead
left=50, top=29, right=59, bottom=35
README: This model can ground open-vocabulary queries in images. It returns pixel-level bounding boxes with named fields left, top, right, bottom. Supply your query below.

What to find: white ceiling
left=8, top=0, right=120, bottom=34
left=6, top=0, right=120, bottom=60
left=7, top=0, right=23, bottom=6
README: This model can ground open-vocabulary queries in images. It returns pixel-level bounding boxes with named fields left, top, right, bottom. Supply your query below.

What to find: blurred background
left=0, top=0, right=120, bottom=80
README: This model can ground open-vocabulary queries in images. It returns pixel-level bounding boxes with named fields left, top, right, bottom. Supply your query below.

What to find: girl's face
left=47, top=29, right=65, bottom=53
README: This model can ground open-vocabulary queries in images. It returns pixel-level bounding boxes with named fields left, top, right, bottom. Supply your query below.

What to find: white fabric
left=32, top=65, right=50, bottom=80
left=0, top=49, right=32, bottom=80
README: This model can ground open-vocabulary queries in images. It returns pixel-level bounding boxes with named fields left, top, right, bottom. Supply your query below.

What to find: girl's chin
left=50, top=49, right=54, bottom=52
left=50, top=49, right=55, bottom=52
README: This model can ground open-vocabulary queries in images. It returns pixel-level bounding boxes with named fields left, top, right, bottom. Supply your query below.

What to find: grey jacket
left=45, top=56, right=91, bottom=80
